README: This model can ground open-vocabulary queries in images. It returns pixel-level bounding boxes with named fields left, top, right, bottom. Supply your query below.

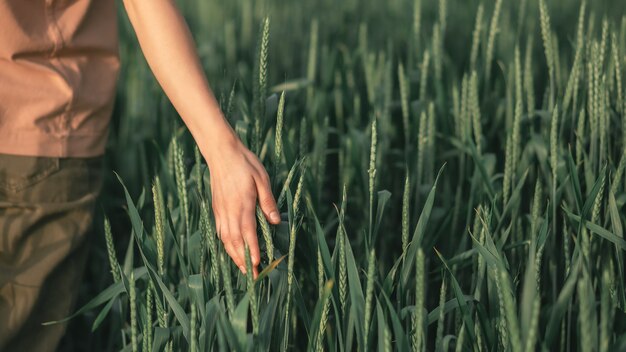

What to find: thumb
left=255, top=170, right=280, bottom=224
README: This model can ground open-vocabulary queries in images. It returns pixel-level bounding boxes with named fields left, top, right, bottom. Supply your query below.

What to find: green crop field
left=57, top=0, right=626, bottom=351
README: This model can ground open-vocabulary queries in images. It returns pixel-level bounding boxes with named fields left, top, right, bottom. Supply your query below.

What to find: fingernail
left=239, top=265, right=246, bottom=273
left=270, top=211, right=280, bottom=223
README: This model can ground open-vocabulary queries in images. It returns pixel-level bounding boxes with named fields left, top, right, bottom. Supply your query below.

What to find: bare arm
left=122, top=0, right=279, bottom=278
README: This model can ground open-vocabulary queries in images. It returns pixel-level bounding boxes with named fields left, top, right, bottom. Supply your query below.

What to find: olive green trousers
left=0, top=154, right=103, bottom=351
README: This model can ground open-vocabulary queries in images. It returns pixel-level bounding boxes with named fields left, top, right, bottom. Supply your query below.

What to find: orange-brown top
left=0, top=0, right=120, bottom=157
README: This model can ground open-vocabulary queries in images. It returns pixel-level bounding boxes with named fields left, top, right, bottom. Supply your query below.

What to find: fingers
left=253, top=168, right=281, bottom=225
left=216, top=200, right=260, bottom=278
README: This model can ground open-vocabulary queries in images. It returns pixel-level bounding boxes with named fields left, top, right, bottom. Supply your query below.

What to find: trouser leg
left=0, top=155, right=103, bottom=352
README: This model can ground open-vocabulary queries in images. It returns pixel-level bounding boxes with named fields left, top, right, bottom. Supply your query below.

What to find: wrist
left=194, top=118, right=240, bottom=167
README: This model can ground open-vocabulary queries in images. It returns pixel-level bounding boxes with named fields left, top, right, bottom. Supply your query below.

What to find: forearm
left=122, top=0, right=236, bottom=162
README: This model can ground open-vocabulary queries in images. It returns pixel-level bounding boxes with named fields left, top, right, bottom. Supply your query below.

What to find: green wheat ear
left=591, top=171, right=606, bottom=226
left=485, top=0, right=503, bottom=82
left=530, top=180, right=543, bottom=240
left=275, top=91, right=285, bottom=169
left=612, top=32, right=624, bottom=117
left=576, top=108, right=586, bottom=165
left=413, top=0, right=422, bottom=59
left=244, top=243, right=259, bottom=335
left=524, top=36, right=536, bottom=118
left=417, top=111, right=427, bottom=189
left=338, top=224, right=347, bottom=315
left=611, top=147, right=626, bottom=196
left=338, top=185, right=348, bottom=315
left=316, top=280, right=332, bottom=352
left=363, top=249, right=376, bottom=351
left=539, top=0, right=555, bottom=106
left=220, top=250, right=235, bottom=317
left=129, top=270, right=138, bottom=352
left=317, top=246, right=324, bottom=299
left=550, top=104, right=559, bottom=180
left=200, top=201, right=219, bottom=290
left=493, top=266, right=509, bottom=350
left=460, top=74, right=470, bottom=143
left=299, top=116, right=308, bottom=159
left=498, top=268, right=522, bottom=352
left=438, top=0, right=447, bottom=35
left=512, top=45, right=523, bottom=180
left=293, top=162, right=307, bottom=217
left=103, top=217, right=121, bottom=283
left=427, top=102, right=436, bottom=185
left=432, top=22, right=443, bottom=84
left=152, top=280, right=166, bottom=329
left=398, top=63, right=410, bottom=148
left=599, top=19, right=609, bottom=69
left=563, top=1, right=586, bottom=114
left=419, top=50, right=430, bottom=101
left=152, top=176, right=166, bottom=277
left=470, top=71, right=482, bottom=153
left=284, top=165, right=306, bottom=350
left=470, top=4, right=484, bottom=71
left=402, top=169, right=410, bottom=253
left=257, top=205, right=273, bottom=262
left=173, top=136, right=189, bottom=248
left=253, top=17, right=270, bottom=154
left=368, top=118, right=377, bottom=244
left=503, top=133, right=513, bottom=205
left=143, top=283, right=153, bottom=352
left=434, top=274, right=447, bottom=351
left=413, top=248, right=425, bottom=352
left=306, top=19, right=318, bottom=110
left=193, top=145, right=202, bottom=196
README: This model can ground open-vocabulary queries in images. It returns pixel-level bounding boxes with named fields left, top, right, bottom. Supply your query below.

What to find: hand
left=203, top=134, right=280, bottom=279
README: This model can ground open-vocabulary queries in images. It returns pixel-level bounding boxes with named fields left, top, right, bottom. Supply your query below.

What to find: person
left=0, top=0, right=280, bottom=350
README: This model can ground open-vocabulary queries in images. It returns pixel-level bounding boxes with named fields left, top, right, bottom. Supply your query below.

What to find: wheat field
left=59, top=0, right=626, bottom=351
